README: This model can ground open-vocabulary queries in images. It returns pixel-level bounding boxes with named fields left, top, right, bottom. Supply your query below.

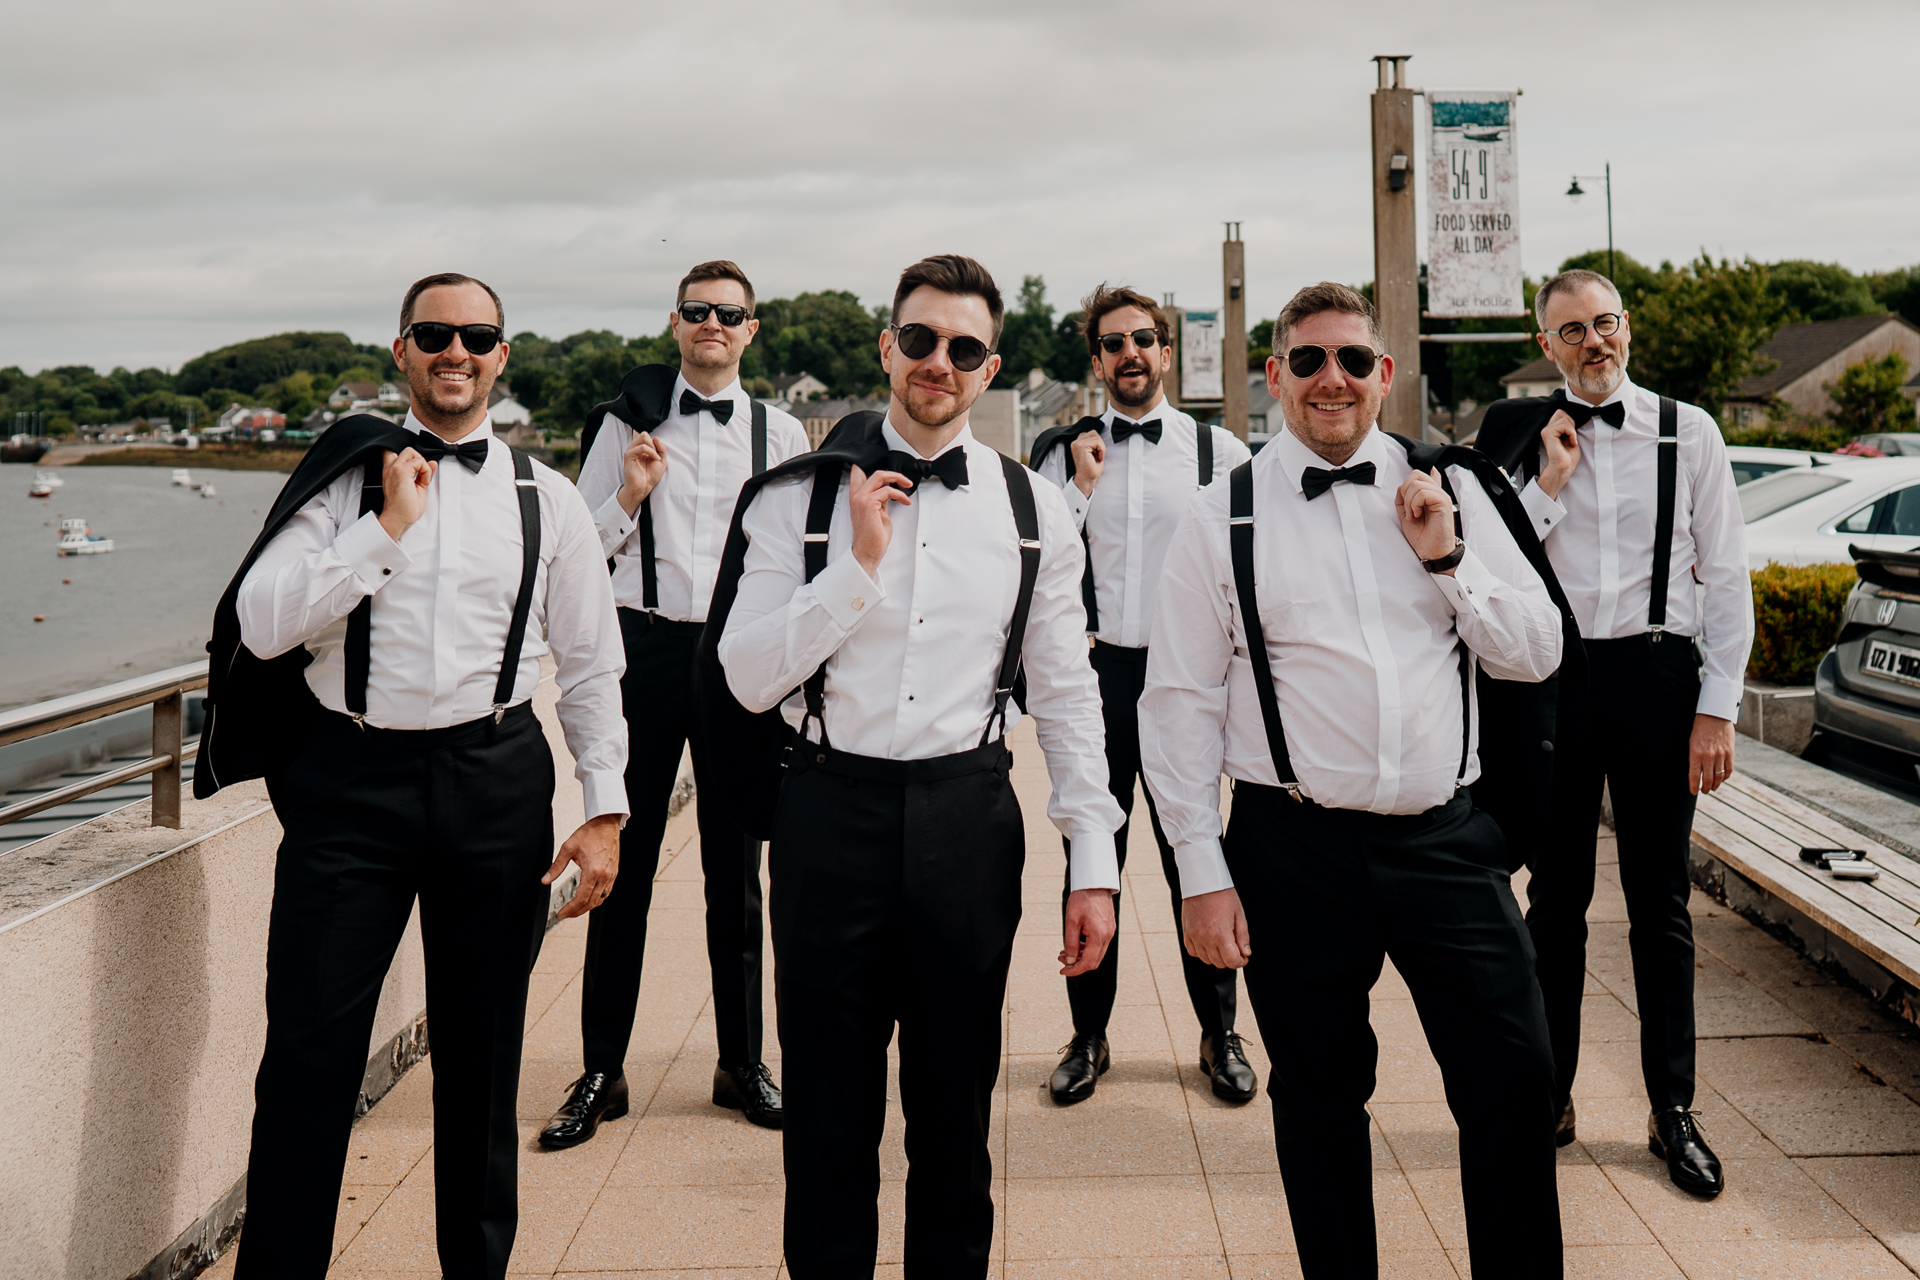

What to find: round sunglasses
left=1096, top=328, right=1162, bottom=356
left=678, top=301, right=750, bottom=328
left=1282, top=344, right=1382, bottom=380
left=403, top=322, right=504, bottom=356
left=891, top=323, right=993, bottom=373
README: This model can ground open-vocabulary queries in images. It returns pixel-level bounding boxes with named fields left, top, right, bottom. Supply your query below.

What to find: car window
left=1731, top=461, right=1793, bottom=487
left=1888, top=487, right=1920, bottom=536
left=1739, top=469, right=1850, bottom=523
left=1837, top=500, right=1880, bottom=534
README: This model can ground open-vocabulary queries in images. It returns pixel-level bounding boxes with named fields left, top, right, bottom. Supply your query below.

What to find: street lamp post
left=1565, top=163, right=1614, bottom=281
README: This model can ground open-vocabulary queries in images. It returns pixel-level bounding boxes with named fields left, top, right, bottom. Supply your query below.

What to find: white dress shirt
left=1140, top=427, right=1563, bottom=897
left=237, top=413, right=630, bottom=821
left=718, top=418, right=1125, bottom=890
left=1515, top=377, right=1753, bottom=721
left=1034, top=402, right=1251, bottom=648
left=577, top=373, right=810, bottom=622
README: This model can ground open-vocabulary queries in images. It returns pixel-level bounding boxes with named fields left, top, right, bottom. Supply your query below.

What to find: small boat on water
left=28, top=478, right=54, bottom=498
left=33, top=470, right=64, bottom=489
left=199, top=482, right=217, bottom=498
left=171, top=469, right=192, bottom=487
left=56, top=518, right=113, bottom=556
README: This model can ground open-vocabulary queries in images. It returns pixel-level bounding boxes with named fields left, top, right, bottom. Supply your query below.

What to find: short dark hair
left=1079, top=283, right=1171, bottom=358
left=1534, top=268, right=1623, bottom=329
left=1275, top=281, right=1382, bottom=351
left=400, top=272, right=504, bottom=333
left=891, top=254, right=1005, bottom=347
left=678, top=260, right=756, bottom=314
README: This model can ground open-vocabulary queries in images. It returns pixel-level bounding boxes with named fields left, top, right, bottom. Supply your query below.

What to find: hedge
left=1748, top=561, right=1856, bottom=686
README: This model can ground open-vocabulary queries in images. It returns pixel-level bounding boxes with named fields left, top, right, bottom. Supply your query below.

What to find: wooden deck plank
left=1697, top=792, right=1920, bottom=921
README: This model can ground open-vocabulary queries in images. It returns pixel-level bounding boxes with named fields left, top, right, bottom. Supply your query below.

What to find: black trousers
left=771, top=741, right=1025, bottom=1280
left=1228, top=784, right=1561, bottom=1280
left=238, top=705, right=555, bottom=1280
left=581, top=609, right=765, bottom=1074
left=1525, top=634, right=1701, bottom=1112
left=1062, top=641, right=1237, bottom=1041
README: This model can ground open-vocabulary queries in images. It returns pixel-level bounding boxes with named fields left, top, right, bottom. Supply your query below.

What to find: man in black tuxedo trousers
left=1473, top=268, right=1753, bottom=1198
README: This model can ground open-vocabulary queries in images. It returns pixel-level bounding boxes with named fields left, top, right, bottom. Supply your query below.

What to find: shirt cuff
left=1067, top=828, right=1120, bottom=891
left=580, top=770, right=631, bottom=825
left=1174, top=838, right=1235, bottom=897
left=1518, top=479, right=1565, bottom=537
left=592, top=490, right=638, bottom=557
left=1428, top=547, right=1495, bottom=615
left=811, top=553, right=885, bottom=632
left=1067, top=489, right=1090, bottom=530
left=1697, top=675, right=1743, bottom=723
left=335, top=511, right=411, bottom=591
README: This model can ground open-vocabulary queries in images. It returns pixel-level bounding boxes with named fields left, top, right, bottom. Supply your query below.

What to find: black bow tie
left=1300, top=461, right=1377, bottom=500
left=679, top=388, right=736, bottom=425
left=1109, top=417, right=1162, bottom=445
left=414, top=435, right=490, bottom=473
left=881, top=448, right=970, bottom=492
left=1554, top=391, right=1626, bottom=429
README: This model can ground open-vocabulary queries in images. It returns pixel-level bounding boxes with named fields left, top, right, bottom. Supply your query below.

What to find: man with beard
left=1474, top=269, right=1752, bottom=1197
left=230, top=273, right=627, bottom=1279
left=553, top=260, right=809, bottom=1144
left=1142, top=282, right=1565, bottom=1277
left=1028, top=284, right=1253, bottom=1106
left=711, top=254, right=1123, bottom=1277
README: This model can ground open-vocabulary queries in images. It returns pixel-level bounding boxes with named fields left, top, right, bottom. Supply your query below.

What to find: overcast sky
left=3, top=0, right=1915, bottom=374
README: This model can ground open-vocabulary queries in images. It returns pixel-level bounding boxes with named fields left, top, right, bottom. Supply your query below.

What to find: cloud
left=2, top=0, right=1915, bottom=371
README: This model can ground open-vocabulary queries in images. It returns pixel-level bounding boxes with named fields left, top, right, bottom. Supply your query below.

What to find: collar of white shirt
left=405, top=410, right=497, bottom=447
left=1563, top=377, right=1634, bottom=414
left=881, top=415, right=974, bottom=465
left=672, top=373, right=747, bottom=419
left=1269, top=423, right=1391, bottom=496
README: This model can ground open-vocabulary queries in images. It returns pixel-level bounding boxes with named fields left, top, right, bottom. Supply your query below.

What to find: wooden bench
left=1692, top=773, right=1920, bottom=1003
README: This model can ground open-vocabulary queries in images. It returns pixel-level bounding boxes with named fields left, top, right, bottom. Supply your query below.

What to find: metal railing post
left=151, top=689, right=183, bottom=829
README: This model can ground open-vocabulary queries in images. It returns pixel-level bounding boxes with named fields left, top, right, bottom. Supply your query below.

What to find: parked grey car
left=1858, top=433, right=1920, bottom=458
left=1811, top=545, right=1920, bottom=791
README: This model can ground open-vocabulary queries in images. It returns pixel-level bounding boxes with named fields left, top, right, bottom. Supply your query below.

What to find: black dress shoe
left=714, top=1061, right=783, bottom=1129
left=1556, top=1098, right=1577, bottom=1148
left=1649, top=1107, right=1724, bottom=1198
left=1048, top=1034, right=1111, bottom=1105
left=1200, top=1032, right=1257, bottom=1104
left=538, top=1071, right=628, bottom=1149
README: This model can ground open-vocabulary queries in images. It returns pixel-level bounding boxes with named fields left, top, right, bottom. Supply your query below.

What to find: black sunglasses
left=678, top=301, right=750, bottom=327
left=892, top=323, right=993, bottom=373
left=1097, top=328, right=1162, bottom=356
left=403, top=322, right=504, bottom=355
left=1283, top=344, right=1382, bottom=380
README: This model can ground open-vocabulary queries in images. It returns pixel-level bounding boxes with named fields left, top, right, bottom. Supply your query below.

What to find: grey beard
left=1568, top=348, right=1628, bottom=400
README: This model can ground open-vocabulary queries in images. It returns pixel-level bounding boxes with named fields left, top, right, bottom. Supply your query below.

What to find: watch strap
left=1423, top=538, right=1466, bottom=574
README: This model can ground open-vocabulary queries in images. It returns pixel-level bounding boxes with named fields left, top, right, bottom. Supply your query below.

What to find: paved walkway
left=207, top=721, right=1920, bottom=1278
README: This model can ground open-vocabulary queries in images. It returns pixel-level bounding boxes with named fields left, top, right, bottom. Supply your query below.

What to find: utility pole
left=1162, top=292, right=1182, bottom=407
left=1222, top=224, right=1248, bottom=441
left=1371, top=55, right=1421, bottom=441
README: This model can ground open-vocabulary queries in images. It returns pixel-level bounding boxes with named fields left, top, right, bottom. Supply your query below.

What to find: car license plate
left=1863, top=638, right=1920, bottom=686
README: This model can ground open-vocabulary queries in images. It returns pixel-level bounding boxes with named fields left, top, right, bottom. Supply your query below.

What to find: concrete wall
left=969, top=388, right=1020, bottom=457
left=0, top=671, right=586, bottom=1280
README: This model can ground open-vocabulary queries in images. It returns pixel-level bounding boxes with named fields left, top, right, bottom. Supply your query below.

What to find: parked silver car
left=1810, top=545, right=1920, bottom=791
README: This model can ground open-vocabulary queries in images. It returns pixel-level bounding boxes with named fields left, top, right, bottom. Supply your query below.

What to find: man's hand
left=848, top=464, right=914, bottom=578
left=544, top=814, right=621, bottom=919
left=377, top=447, right=436, bottom=542
left=1537, top=411, right=1581, bottom=500
left=1689, top=713, right=1736, bottom=795
left=1069, top=429, right=1106, bottom=499
left=1060, top=888, right=1118, bottom=977
left=1395, top=467, right=1457, bottom=569
left=617, top=430, right=669, bottom=515
left=1182, top=887, right=1251, bottom=969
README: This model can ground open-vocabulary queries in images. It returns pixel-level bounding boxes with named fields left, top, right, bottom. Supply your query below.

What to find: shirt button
left=907, top=694, right=914, bottom=701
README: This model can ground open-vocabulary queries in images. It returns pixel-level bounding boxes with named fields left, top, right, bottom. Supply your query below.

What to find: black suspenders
left=1080, top=420, right=1216, bottom=634
left=1647, top=395, right=1679, bottom=640
left=799, top=452, right=1041, bottom=750
left=638, top=399, right=768, bottom=608
left=1226, top=457, right=1472, bottom=799
left=343, top=446, right=541, bottom=727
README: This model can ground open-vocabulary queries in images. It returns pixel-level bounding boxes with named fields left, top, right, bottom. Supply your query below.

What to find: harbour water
left=0, top=462, right=293, bottom=709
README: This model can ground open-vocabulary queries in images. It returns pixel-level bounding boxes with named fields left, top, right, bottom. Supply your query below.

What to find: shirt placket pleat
left=431, top=458, right=465, bottom=719
left=1332, top=483, right=1403, bottom=812
left=690, top=411, right=715, bottom=617
left=1122, top=435, right=1145, bottom=648
left=1592, top=423, right=1621, bottom=635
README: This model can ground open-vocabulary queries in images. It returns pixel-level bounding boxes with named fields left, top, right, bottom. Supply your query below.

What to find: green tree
left=1867, top=266, right=1920, bottom=329
left=1828, top=352, right=1912, bottom=435
left=994, top=276, right=1060, bottom=390
left=543, top=345, right=632, bottom=431
left=754, top=291, right=886, bottom=396
left=1628, top=253, right=1789, bottom=414
left=1766, top=260, right=1879, bottom=322
left=1556, top=249, right=1660, bottom=310
left=175, top=332, right=377, bottom=397
left=1050, top=310, right=1090, bottom=384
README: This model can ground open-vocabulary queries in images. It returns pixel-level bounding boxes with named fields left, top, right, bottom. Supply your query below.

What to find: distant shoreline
left=68, top=446, right=303, bottom=472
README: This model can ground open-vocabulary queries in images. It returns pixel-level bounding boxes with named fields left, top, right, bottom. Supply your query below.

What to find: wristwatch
left=1422, top=539, right=1466, bottom=574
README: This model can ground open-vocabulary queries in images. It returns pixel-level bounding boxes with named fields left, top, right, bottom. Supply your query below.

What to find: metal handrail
left=0, top=660, right=210, bottom=830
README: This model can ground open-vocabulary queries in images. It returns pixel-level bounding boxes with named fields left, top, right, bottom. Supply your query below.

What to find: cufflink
left=381, top=568, right=391, bottom=576
left=852, top=598, right=865, bottom=611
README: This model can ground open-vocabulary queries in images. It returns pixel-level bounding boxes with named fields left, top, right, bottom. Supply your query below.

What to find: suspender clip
left=1281, top=782, right=1305, bottom=803
left=802, top=532, right=830, bottom=543
left=347, top=712, right=367, bottom=731
left=492, top=702, right=507, bottom=724
left=1649, top=625, right=1665, bottom=644
left=1019, top=538, right=1042, bottom=550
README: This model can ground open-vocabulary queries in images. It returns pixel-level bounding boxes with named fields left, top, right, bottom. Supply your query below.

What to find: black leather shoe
left=538, top=1071, right=628, bottom=1149
left=1649, top=1107, right=1724, bottom=1198
left=1048, top=1034, right=1111, bottom=1105
left=1556, top=1098, right=1577, bottom=1148
left=714, top=1061, right=783, bottom=1129
left=1200, top=1032, right=1257, bottom=1104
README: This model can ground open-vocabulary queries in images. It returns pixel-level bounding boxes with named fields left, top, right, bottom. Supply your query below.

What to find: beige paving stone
left=1797, top=1154, right=1920, bottom=1267
left=1732, top=1086, right=1920, bottom=1156
left=1406, top=1163, right=1652, bottom=1250
left=335, top=1183, right=396, bottom=1260
left=561, top=1183, right=786, bottom=1271
left=518, top=1054, right=672, bottom=1122
left=332, top=1183, right=443, bottom=1271
left=1663, top=1236, right=1917, bottom=1278
left=1580, top=992, right=1650, bottom=1042
left=604, top=1112, right=785, bottom=1187
left=1002, top=1174, right=1222, bottom=1259
left=1604, top=1156, right=1865, bottom=1242
left=1697, top=1033, right=1884, bottom=1095
left=1574, top=1090, right=1785, bottom=1167
left=1003, top=1057, right=1201, bottom=1177
left=1562, top=1243, right=1685, bottom=1278
left=1370, top=1102, right=1461, bottom=1170
left=553, top=1271, right=778, bottom=1279
left=1008, top=993, right=1169, bottom=1059
left=1569, top=1039, right=1664, bottom=1099
left=1005, top=1257, right=1230, bottom=1278
left=1830, top=1031, right=1920, bottom=1102
left=343, top=1119, right=435, bottom=1186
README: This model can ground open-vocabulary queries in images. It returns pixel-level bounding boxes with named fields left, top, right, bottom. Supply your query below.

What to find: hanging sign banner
left=1181, top=309, right=1223, bottom=401
left=1426, top=90, right=1523, bottom=317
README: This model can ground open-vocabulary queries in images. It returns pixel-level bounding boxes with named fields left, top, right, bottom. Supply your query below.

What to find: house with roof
left=1498, top=356, right=1563, bottom=400
left=770, top=373, right=830, bottom=406
left=1725, top=313, right=1920, bottom=426
left=328, top=382, right=380, bottom=411
left=1016, top=369, right=1102, bottom=457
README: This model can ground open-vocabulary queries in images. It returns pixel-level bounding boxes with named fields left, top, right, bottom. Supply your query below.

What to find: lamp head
left=1566, top=177, right=1586, bottom=203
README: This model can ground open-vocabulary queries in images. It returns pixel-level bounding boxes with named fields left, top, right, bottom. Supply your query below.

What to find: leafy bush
left=1748, top=561, right=1856, bottom=685
left=1722, top=407, right=1854, bottom=452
